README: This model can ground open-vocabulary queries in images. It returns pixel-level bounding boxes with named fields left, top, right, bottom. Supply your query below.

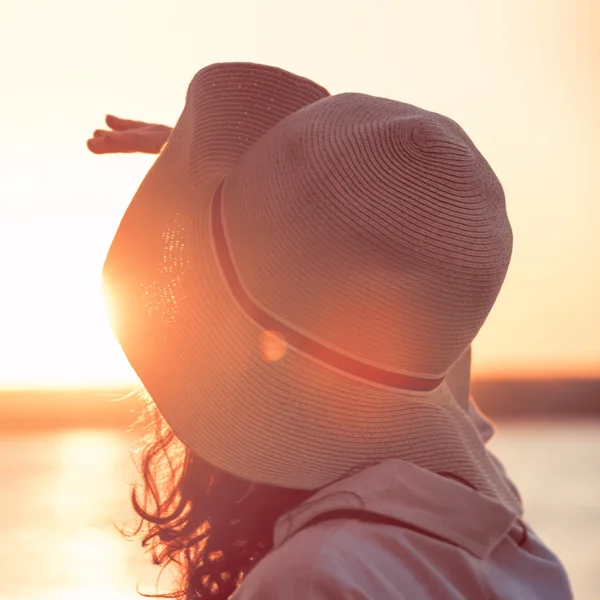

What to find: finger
left=105, top=114, right=149, bottom=131
left=87, top=140, right=135, bottom=154
left=87, top=137, right=109, bottom=154
left=87, top=136, right=120, bottom=154
left=87, top=132, right=136, bottom=154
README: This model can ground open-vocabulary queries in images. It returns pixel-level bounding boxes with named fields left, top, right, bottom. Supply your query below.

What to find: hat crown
left=222, top=92, right=512, bottom=377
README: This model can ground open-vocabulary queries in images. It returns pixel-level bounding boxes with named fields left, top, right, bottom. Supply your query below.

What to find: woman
left=91, top=62, right=572, bottom=599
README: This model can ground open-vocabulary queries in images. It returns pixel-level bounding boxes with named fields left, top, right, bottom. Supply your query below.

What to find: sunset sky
left=0, top=0, right=598, bottom=388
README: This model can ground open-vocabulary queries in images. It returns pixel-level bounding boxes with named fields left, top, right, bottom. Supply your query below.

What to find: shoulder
left=232, top=517, right=457, bottom=600
left=232, top=519, right=353, bottom=600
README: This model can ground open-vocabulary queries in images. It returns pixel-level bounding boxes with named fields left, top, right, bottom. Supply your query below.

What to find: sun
left=0, top=216, right=137, bottom=389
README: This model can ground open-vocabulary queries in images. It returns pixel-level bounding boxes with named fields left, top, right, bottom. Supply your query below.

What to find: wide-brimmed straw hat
left=104, top=62, right=519, bottom=511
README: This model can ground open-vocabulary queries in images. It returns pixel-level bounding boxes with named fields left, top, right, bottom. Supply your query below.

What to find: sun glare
left=0, top=217, right=137, bottom=389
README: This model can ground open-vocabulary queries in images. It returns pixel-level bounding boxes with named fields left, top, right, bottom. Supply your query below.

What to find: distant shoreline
left=1, top=378, right=599, bottom=431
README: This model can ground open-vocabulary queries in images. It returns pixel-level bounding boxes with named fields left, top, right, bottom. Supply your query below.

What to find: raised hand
left=87, top=115, right=172, bottom=154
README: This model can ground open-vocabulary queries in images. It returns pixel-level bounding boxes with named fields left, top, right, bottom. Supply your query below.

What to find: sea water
left=0, top=422, right=598, bottom=600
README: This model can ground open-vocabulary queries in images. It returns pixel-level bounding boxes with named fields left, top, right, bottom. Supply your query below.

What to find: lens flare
left=259, top=330, right=287, bottom=362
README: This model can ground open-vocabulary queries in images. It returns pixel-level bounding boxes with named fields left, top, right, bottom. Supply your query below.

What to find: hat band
left=210, top=180, right=444, bottom=392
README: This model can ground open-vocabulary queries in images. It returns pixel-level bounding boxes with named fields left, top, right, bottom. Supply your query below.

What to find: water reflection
left=0, top=430, right=171, bottom=600
left=45, top=432, right=129, bottom=590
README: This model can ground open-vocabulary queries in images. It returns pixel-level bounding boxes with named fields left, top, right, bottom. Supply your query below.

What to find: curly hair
left=128, top=393, right=314, bottom=600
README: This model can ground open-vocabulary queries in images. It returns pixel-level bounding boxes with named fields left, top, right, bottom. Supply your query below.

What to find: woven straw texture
left=104, top=62, right=518, bottom=512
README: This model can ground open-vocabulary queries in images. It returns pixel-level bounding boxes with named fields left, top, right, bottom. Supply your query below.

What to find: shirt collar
left=274, top=459, right=519, bottom=560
